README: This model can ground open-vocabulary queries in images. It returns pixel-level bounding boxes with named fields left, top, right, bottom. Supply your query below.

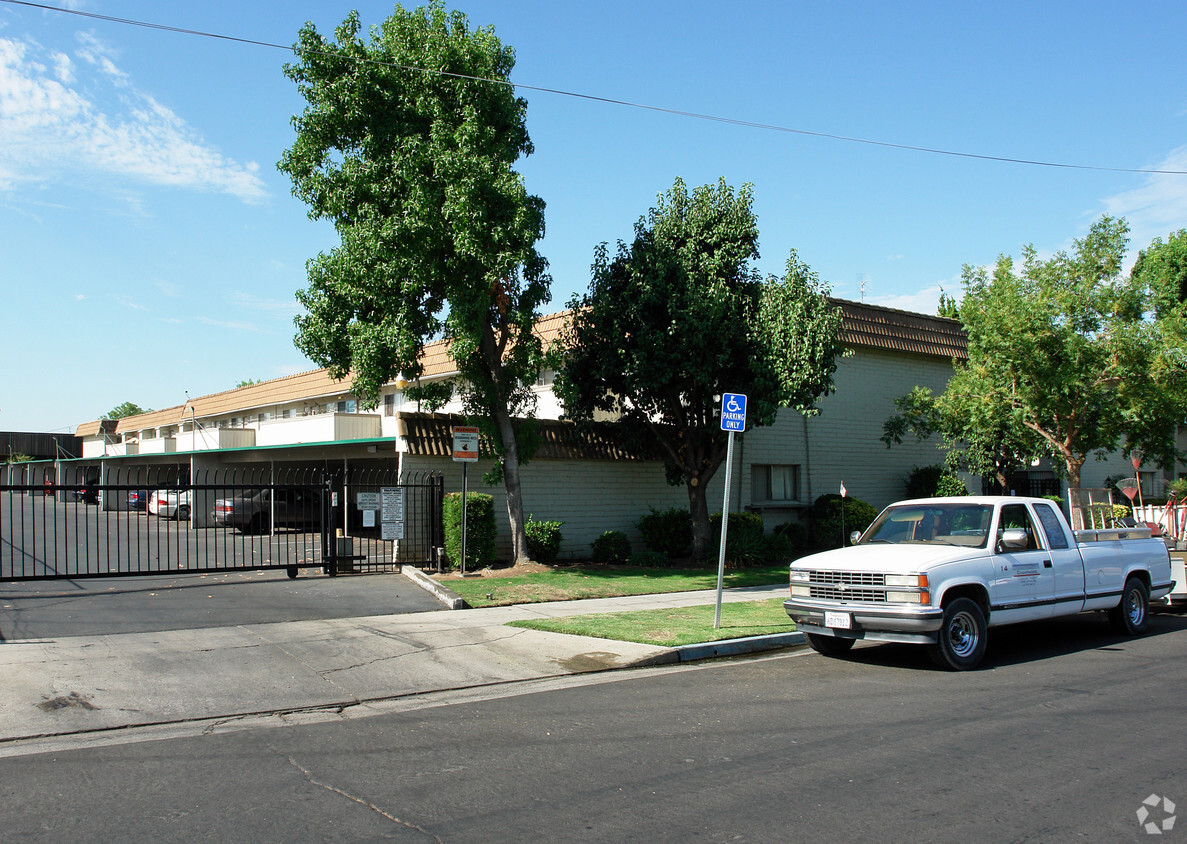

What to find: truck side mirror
left=849, top=530, right=863, bottom=546
left=998, top=528, right=1029, bottom=551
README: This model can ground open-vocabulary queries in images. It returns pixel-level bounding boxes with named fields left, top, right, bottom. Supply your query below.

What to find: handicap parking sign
left=720, top=393, right=747, bottom=432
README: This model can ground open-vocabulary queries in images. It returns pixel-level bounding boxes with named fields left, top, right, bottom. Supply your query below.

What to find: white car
left=148, top=489, right=191, bottom=521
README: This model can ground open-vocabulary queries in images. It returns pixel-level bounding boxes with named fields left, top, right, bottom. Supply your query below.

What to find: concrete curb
left=399, top=565, right=465, bottom=610
left=672, top=632, right=806, bottom=662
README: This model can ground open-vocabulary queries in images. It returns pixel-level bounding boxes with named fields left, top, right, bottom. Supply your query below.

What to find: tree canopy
left=1132, top=228, right=1187, bottom=318
left=884, top=216, right=1187, bottom=489
left=556, top=178, right=843, bottom=559
left=279, top=2, right=550, bottom=561
left=105, top=402, right=148, bottom=420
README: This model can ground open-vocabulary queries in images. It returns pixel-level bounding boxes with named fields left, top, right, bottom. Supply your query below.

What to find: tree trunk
left=491, top=403, right=531, bottom=564
left=687, top=476, right=712, bottom=562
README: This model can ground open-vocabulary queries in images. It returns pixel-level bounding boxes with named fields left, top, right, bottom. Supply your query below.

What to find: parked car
left=212, top=488, right=322, bottom=534
left=127, top=489, right=151, bottom=511
left=149, top=489, right=191, bottom=521
left=72, top=475, right=101, bottom=504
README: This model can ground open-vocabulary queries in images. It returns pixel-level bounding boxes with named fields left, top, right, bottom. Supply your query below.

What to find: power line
left=5, top=0, right=1187, bottom=177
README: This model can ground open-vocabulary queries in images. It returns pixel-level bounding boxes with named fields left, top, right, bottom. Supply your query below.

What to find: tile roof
left=76, top=303, right=965, bottom=437
left=832, top=298, right=967, bottom=360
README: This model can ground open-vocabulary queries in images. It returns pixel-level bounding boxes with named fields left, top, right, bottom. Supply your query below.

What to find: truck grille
left=801, top=570, right=888, bottom=603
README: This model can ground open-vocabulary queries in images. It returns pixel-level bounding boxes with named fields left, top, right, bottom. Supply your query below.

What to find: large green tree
left=555, top=178, right=844, bottom=560
left=279, top=2, right=550, bottom=562
left=884, top=216, right=1187, bottom=489
left=1132, top=228, right=1187, bottom=318
left=105, top=402, right=148, bottom=420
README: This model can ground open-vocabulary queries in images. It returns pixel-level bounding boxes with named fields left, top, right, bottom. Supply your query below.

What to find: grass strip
left=507, top=597, right=796, bottom=648
left=444, top=564, right=788, bottom=608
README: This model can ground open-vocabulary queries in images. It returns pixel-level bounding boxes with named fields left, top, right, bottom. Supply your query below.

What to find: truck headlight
left=789, top=569, right=810, bottom=582
left=885, top=573, right=926, bottom=588
left=790, top=585, right=811, bottom=597
left=886, top=591, right=924, bottom=603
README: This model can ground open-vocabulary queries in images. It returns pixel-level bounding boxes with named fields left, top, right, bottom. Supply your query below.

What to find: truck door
left=1031, top=500, right=1085, bottom=614
left=991, top=503, right=1057, bottom=622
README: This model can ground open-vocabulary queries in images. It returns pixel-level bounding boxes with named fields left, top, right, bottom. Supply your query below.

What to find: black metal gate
left=0, top=465, right=444, bottom=583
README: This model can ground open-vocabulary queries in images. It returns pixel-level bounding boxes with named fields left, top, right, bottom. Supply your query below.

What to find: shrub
left=525, top=515, right=564, bottom=564
left=636, top=507, right=692, bottom=557
left=906, top=465, right=944, bottom=499
left=627, top=549, right=672, bottom=568
left=763, top=531, right=796, bottom=564
left=812, top=493, right=877, bottom=549
left=936, top=473, right=968, bottom=497
left=709, top=511, right=767, bottom=568
left=907, top=464, right=967, bottom=497
left=773, top=521, right=808, bottom=554
left=590, top=530, right=632, bottom=564
left=442, top=492, right=496, bottom=570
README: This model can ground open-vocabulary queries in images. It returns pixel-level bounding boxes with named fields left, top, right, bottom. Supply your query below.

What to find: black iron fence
left=0, top=466, right=444, bottom=583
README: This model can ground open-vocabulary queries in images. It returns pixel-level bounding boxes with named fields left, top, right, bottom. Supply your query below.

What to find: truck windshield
left=859, top=503, right=994, bottom=548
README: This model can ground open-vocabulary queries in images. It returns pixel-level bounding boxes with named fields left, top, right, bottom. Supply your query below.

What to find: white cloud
left=869, top=285, right=943, bottom=316
left=0, top=34, right=267, bottom=203
left=1101, top=145, right=1187, bottom=263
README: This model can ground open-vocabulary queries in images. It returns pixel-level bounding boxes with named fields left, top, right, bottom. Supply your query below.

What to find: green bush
left=763, top=531, right=796, bottom=564
left=525, top=515, right=564, bottom=564
left=812, top=493, right=877, bottom=549
left=709, top=511, right=767, bottom=568
left=627, top=549, right=672, bottom=568
left=906, top=465, right=944, bottom=499
left=773, top=521, right=808, bottom=554
left=637, top=507, right=692, bottom=557
left=442, top=492, right=496, bottom=570
left=907, top=464, right=967, bottom=497
left=936, top=473, right=968, bottom=497
left=590, top=530, right=632, bottom=563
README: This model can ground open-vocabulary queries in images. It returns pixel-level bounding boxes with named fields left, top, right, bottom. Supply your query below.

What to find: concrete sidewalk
left=0, top=583, right=800, bottom=745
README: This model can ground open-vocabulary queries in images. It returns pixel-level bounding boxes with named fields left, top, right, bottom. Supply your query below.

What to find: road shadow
left=827, top=609, right=1187, bottom=671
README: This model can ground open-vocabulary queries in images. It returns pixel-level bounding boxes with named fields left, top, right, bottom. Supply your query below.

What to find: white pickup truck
left=784, top=496, right=1173, bottom=670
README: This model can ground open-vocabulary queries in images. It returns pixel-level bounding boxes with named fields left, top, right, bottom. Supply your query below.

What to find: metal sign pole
left=714, top=392, right=747, bottom=629
left=714, top=429, right=736, bottom=628
left=460, top=462, right=468, bottom=576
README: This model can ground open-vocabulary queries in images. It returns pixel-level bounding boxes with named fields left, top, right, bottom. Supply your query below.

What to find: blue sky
left=2, top=0, right=1186, bottom=435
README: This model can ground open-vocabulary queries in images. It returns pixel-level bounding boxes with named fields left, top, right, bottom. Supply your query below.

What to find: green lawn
left=442, top=563, right=789, bottom=608
left=508, top=598, right=796, bottom=647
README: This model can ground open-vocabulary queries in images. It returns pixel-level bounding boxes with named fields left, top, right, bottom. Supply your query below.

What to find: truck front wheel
left=928, top=597, right=987, bottom=670
left=1108, top=576, right=1149, bottom=635
left=805, top=633, right=855, bottom=656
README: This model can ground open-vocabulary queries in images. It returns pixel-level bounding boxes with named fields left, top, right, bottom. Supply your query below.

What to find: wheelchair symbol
left=726, top=397, right=742, bottom=413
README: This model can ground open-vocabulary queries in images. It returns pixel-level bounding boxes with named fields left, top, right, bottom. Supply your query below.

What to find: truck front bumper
left=784, top=598, right=945, bottom=645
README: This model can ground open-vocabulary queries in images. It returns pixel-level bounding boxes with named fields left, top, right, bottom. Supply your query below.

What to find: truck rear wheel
left=928, top=597, right=987, bottom=670
left=805, top=633, right=855, bottom=656
left=1108, top=576, right=1149, bottom=635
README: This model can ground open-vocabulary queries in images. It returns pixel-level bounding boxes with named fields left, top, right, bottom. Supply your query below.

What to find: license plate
left=825, top=611, right=852, bottom=630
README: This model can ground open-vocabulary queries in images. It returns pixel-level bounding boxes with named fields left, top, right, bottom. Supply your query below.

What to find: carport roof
left=398, top=412, right=652, bottom=461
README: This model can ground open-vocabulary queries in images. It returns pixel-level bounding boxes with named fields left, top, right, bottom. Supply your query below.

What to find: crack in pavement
left=274, top=745, right=442, bottom=841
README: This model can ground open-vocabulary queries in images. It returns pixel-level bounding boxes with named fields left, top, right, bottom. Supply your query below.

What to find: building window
left=336, top=399, right=357, bottom=414
left=384, top=393, right=396, bottom=416
left=752, top=464, right=800, bottom=503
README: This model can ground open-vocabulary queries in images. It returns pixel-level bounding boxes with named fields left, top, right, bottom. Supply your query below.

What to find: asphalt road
left=0, top=569, right=445, bottom=640
left=0, top=610, right=1183, bottom=841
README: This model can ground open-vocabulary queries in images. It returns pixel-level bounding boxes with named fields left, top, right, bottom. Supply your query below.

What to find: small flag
left=840, top=482, right=847, bottom=498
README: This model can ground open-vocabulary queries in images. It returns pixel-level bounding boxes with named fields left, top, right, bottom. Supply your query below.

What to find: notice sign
left=380, top=486, right=405, bottom=540
left=452, top=426, right=480, bottom=462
